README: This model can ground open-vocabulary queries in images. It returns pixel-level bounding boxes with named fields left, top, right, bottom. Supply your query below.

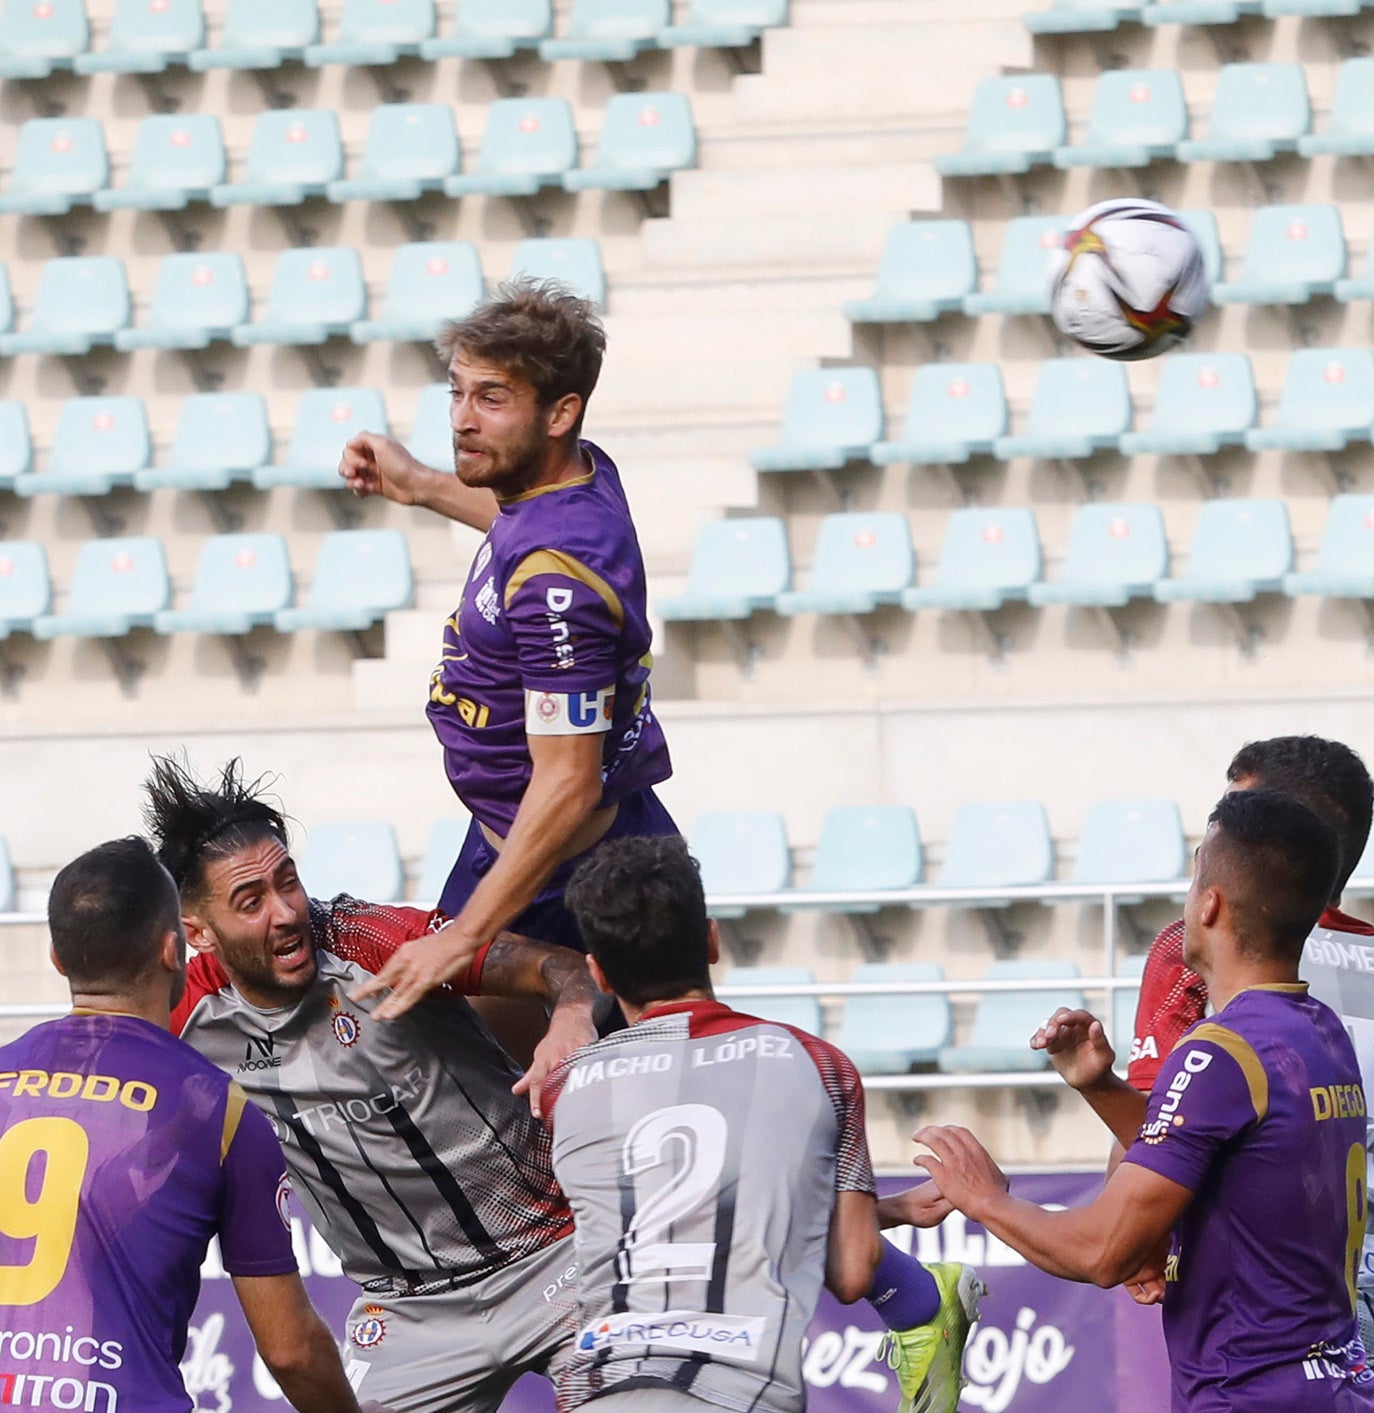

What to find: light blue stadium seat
left=692, top=810, right=790, bottom=918
left=843, top=220, right=977, bottom=324
left=93, top=114, right=225, bottom=211
left=297, top=822, right=403, bottom=903
left=660, top=0, right=786, bottom=47
left=1054, top=69, right=1187, bottom=169
left=405, top=383, right=454, bottom=471
left=1111, top=952, right=1146, bottom=1054
left=155, top=533, right=291, bottom=636
left=1072, top=799, right=1187, bottom=886
left=509, top=238, right=606, bottom=309
left=444, top=98, right=576, bottom=198
left=1142, top=0, right=1261, bottom=25
left=939, top=961, right=1085, bottom=1074
left=962, top=215, right=1066, bottom=316
left=1283, top=495, right=1374, bottom=602
left=0, top=0, right=87, bottom=77
left=1264, top=0, right=1366, bottom=16
left=539, top=0, right=668, bottom=61
left=1119, top=352, right=1256, bottom=455
left=1178, top=208, right=1224, bottom=285
left=903, top=508, right=1040, bottom=611
left=1, top=256, right=129, bottom=356
left=871, top=364, right=1008, bottom=466
left=0, top=835, right=13, bottom=912
left=936, top=75, right=1065, bottom=177
left=115, top=252, right=247, bottom=351
left=749, top=367, right=884, bottom=473
left=564, top=92, right=696, bottom=192
left=722, top=967, right=819, bottom=1033
left=420, top=0, right=550, bottom=58
left=0, top=542, right=50, bottom=638
left=1154, top=499, right=1292, bottom=604
left=254, top=388, right=386, bottom=490
left=232, top=247, right=366, bottom=347
left=1028, top=503, right=1168, bottom=608
left=211, top=109, right=342, bottom=207
left=188, top=0, right=318, bottom=68
left=34, top=537, right=169, bottom=640
left=1300, top=60, right=1374, bottom=158
left=0, top=118, right=107, bottom=215
left=1026, top=0, right=1143, bottom=30
left=1336, top=247, right=1374, bottom=303
left=1212, top=205, right=1345, bottom=306
left=16, top=396, right=149, bottom=498
left=1246, top=349, right=1374, bottom=453
left=275, top=529, right=413, bottom=633
left=305, top=0, right=434, bottom=65
left=326, top=103, right=459, bottom=203
left=775, top=512, right=915, bottom=616
left=417, top=814, right=472, bottom=904
left=839, top=963, right=950, bottom=1074
left=0, top=403, right=32, bottom=487
left=1350, top=834, right=1374, bottom=890
left=0, top=267, right=13, bottom=343
left=1176, top=63, right=1310, bottom=163
left=939, top=800, right=1055, bottom=895
left=793, top=805, right=923, bottom=914
left=994, top=358, right=1131, bottom=461
left=351, top=241, right=483, bottom=345
left=134, top=392, right=271, bottom=492
left=657, top=518, right=790, bottom=622
left=75, top=0, right=202, bottom=72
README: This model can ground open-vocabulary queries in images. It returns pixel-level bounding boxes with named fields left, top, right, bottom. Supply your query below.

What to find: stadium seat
left=155, top=533, right=292, bottom=636
left=0, top=257, right=129, bottom=355
left=563, top=92, right=696, bottom=193
left=508, top=238, right=606, bottom=309
left=1212, top=205, right=1345, bottom=306
left=1350, top=834, right=1374, bottom=889
left=939, top=962, right=1085, bottom=1074
left=0, top=267, right=14, bottom=344
left=1264, top=0, right=1366, bottom=16
left=1118, top=353, right=1257, bottom=456
left=0, top=835, right=13, bottom=912
left=1245, top=350, right=1374, bottom=453
left=93, top=114, right=225, bottom=211
left=657, top=518, right=790, bottom=623
left=793, top=805, right=923, bottom=912
left=871, top=364, right=1008, bottom=466
left=1025, top=0, right=1143, bottom=30
left=326, top=104, right=459, bottom=204
left=33, top=537, right=170, bottom=640
left=274, top=529, right=413, bottom=633
left=749, top=368, right=884, bottom=474
left=1283, top=495, right=1374, bottom=602
left=296, top=822, right=403, bottom=903
left=1028, top=503, right=1168, bottom=608
left=231, top=247, right=366, bottom=347
left=1336, top=248, right=1374, bottom=304
left=0, top=403, right=32, bottom=488
left=1053, top=69, right=1187, bottom=169
left=253, top=389, right=387, bottom=491
left=935, top=75, right=1065, bottom=177
left=1154, top=499, right=1292, bottom=604
left=692, top=810, right=790, bottom=920
left=939, top=800, right=1055, bottom=897
left=305, top=0, right=435, bottom=66
left=659, top=0, right=787, bottom=48
left=1299, top=60, right=1374, bottom=158
left=0, top=542, right=51, bottom=639
left=350, top=241, right=483, bottom=345
left=962, top=215, right=1066, bottom=316
left=1072, top=798, right=1187, bottom=886
left=1175, top=63, right=1310, bottom=164
left=420, top=0, right=551, bottom=58
left=15, top=396, right=149, bottom=498
left=539, top=0, right=668, bottom=61
left=405, top=383, right=454, bottom=471
left=843, top=220, right=978, bottom=324
left=1178, top=208, right=1224, bottom=285
left=0, top=118, right=106, bottom=215
left=75, top=0, right=203, bottom=72
left=444, top=98, right=576, bottom=198
left=721, top=967, right=819, bottom=1033
left=1141, top=0, right=1261, bottom=26
left=0, top=0, right=87, bottom=78
left=1111, top=953, right=1146, bottom=1055
left=838, top=964, right=950, bottom=1074
left=115, top=252, right=248, bottom=352
left=903, top=508, right=1041, bottom=612
left=417, top=814, right=472, bottom=903
left=134, top=392, right=271, bottom=492
left=188, top=0, right=318, bottom=69
left=994, top=358, right=1131, bottom=461
left=775, top=513, right=915, bottom=616
left=211, top=109, right=342, bottom=208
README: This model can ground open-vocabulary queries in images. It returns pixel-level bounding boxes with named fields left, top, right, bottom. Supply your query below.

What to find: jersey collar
left=1319, top=905, right=1374, bottom=937
left=636, top=997, right=732, bottom=1025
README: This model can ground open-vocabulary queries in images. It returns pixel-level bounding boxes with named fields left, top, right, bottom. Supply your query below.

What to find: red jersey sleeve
left=1126, top=919, right=1209, bottom=1092
left=789, top=1031, right=878, bottom=1196
left=171, top=953, right=231, bottom=1037
left=312, top=895, right=493, bottom=995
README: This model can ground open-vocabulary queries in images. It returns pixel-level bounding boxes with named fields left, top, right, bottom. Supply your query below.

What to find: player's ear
left=1199, top=885, right=1223, bottom=929
left=182, top=911, right=216, bottom=956
left=585, top=954, right=615, bottom=997
left=49, top=945, right=68, bottom=978
left=545, top=392, right=582, bottom=442
left=706, top=919, right=721, bottom=967
left=160, top=925, right=186, bottom=974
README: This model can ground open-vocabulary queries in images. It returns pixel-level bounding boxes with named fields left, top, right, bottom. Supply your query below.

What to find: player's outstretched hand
left=1030, top=1007, right=1116, bottom=1092
left=349, top=925, right=482, bottom=1020
left=878, top=1179, right=956, bottom=1230
left=911, top=1125, right=1010, bottom=1221
left=513, top=1005, right=597, bottom=1120
left=339, top=431, right=429, bottom=505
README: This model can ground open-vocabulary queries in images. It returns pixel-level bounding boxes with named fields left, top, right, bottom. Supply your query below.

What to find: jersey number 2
left=0, top=1117, right=90, bottom=1305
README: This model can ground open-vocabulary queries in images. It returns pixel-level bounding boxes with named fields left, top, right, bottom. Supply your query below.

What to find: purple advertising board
left=181, top=1172, right=1172, bottom=1413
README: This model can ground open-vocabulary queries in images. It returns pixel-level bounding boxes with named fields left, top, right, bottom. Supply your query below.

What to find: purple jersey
left=1123, top=984, right=1374, bottom=1412
left=0, top=1013, right=296, bottom=1413
left=426, top=442, right=672, bottom=834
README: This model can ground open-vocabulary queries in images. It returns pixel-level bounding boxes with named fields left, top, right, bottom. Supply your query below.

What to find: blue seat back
left=30, top=255, right=128, bottom=338
left=987, top=215, right=1067, bottom=301
left=1272, top=349, right=1374, bottom=434
left=0, top=542, right=51, bottom=623
left=565, top=0, right=667, bottom=38
left=298, top=821, right=403, bottom=903
left=942, top=800, right=1054, bottom=889
left=810, top=805, right=923, bottom=893
left=147, top=252, right=248, bottom=333
left=49, top=396, right=149, bottom=475
left=1112, top=953, right=1146, bottom=1052
left=1177, top=208, right=1224, bottom=284
left=684, top=0, right=786, bottom=20
left=1146, top=352, right=1256, bottom=438
left=0, top=265, right=11, bottom=335
left=335, top=0, right=434, bottom=43
left=187, top=533, right=291, bottom=616
left=242, top=108, right=341, bottom=185
left=1056, top=503, right=1168, bottom=591
left=67, top=537, right=169, bottom=619
left=960, top=74, right=1065, bottom=156
left=8, top=117, right=107, bottom=200
left=264, top=247, right=365, bottom=325
left=0, top=401, right=31, bottom=480
left=1203, top=61, right=1310, bottom=144
left=1328, top=58, right=1374, bottom=140
left=406, top=384, right=453, bottom=470
left=591, top=90, right=695, bottom=173
left=1072, top=798, right=1186, bottom=885
left=123, top=113, right=224, bottom=194
left=302, top=530, right=412, bottom=615
left=221, top=0, right=318, bottom=48
left=475, top=98, right=576, bottom=177
left=0, top=0, right=87, bottom=63
left=105, top=0, right=203, bottom=55
left=870, top=219, right=977, bottom=303
left=1238, top=204, right=1346, bottom=286
left=1084, top=68, right=1187, bottom=146
left=775, top=368, right=883, bottom=452
left=682, top=518, right=789, bottom=601
left=381, top=241, right=483, bottom=323
left=899, top=363, right=1008, bottom=444
left=807, top=513, right=914, bottom=599
left=168, top=392, right=271, bottom=474
left=509, top=237, right=605, bottom=308
left=1180, top=499, right=1292, bottom=582
left=1306, top=495, right=1374, bottom=578
left=453, top=0, right=551, bottom=40
left=692, top=810, right=791, bottom=896
left=287, top=388, right=387, bottom=468
left=721, top=965, right=819, bottom=1034
left=418, top=814, right=472, bottom=903
left=359, top=103, right=458, bottom=183
left=929, top=507, right=1041, bottom=595
left=838, top=962, right=950, bottom=1065
left=967, top=960, right=1083, bottom=1048
left=1023, top=358, right=1131, bottom=440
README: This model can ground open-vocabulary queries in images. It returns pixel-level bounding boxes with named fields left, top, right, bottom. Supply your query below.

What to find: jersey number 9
left=0, top=1117, right=90, bottom=1306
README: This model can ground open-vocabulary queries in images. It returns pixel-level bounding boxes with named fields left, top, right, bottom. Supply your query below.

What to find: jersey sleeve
left=1121, top=1022, right=1269, bottom=1194
left=793, top=1031, right=877, bottom=1196
left=1126, top=920, right=1209, bottom=1093
left=316, top=895, right=492, bottom=995
left=217, top=1085, right=299, bottom=1277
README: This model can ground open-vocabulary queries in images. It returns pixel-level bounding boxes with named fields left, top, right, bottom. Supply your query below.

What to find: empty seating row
left=0, top=97, right=695, bottom=217
left=1027, top=0, right=1372, bottom=34
left=0, top=529, right=413, bottom=642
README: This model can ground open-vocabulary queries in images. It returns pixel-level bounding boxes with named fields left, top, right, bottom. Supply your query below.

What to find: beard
left=452, top=422, right=549, bottom=497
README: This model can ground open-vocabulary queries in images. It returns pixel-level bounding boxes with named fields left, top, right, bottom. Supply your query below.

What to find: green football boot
left=880, top=1262, right=988, bottom=1413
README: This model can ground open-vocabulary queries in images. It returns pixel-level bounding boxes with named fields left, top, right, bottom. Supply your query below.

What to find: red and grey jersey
left=544, top=1000, right=876, bottom=1413
left=172, top=895, right=572, bottom=1288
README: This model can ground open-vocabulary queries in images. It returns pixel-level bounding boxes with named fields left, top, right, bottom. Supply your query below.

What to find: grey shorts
left=344, top=1235, right=579, bottom=1413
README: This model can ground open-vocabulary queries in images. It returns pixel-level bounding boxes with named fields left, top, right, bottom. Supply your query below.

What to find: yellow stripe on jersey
left=1186, top=1022, right=1269, bottom=1123
left=221, top=1081, right=248, bottom=1163
left=500, top=469, right=596, bottom=504
left=504, top=549, right=625, bottom=628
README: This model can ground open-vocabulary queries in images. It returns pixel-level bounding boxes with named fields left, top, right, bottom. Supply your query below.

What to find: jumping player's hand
left=339, top=431, right=429, bottom=505
left=513, top=1005, right=597, bottom=1119
left=349, top=926, right=482, bottom=1020
left=1031, top=1007, right=1116, bottom=1092
left=911, top=1125, right=1010, bottom=1221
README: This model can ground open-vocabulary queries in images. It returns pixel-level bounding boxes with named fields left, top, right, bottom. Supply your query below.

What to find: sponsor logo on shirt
left=524, top=687, right=615, bottom=737
left=577, top=1311, right=766, bottom=1364
left=237, top=1034, right=280, bottom=1074
left=0, top=1371, right=121, bottom=1410
left=1139, top=1047, right=1212, bottom=1145
left=475, top=576, right=500, bottom=625
left=350, top=1308, right=388, bottom=1350
left=545, top=587, right=576, bottom=670
left=1128, top=1035, right=1159, bottom=1064
left=0, top=1330, right=123, bottom=1370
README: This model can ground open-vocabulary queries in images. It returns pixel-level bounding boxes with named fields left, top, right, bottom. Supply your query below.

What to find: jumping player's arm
left=339, top=431, right=496, bottom=533
left=828, top=1190, right=883, bottom=1304
left=818, top=1038, right=883, bottom=1303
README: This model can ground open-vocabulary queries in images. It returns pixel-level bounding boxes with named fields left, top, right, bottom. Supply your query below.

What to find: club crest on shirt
left=331, top=1010, right=361, bottom=1048
left=472, top=542, right=494, bottom=579
left=274, top=1171, right=293, bottom=1230
left=351, top=1307, right=387, bottom=1348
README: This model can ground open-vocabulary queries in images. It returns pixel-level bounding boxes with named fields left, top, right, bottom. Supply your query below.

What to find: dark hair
left=436, top=278, right=605, bottom=437
left=142, top=754, right=288, bottom=901
left=565, top=836, right=711, bottom=1007
left=1201, top=789, right=1340, bottom=963
left=48, top=836, right=181, bottom=988
left=1227, top=735, right=1373, bottom=899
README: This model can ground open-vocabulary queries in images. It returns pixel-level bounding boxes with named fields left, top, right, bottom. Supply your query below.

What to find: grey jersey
left=174, top=895, right=572, bottom=1288
left=544, top=999, right=876, bottom=1413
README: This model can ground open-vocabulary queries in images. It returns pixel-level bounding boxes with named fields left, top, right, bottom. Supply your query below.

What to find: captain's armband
left=524, top=686, right=616, bottom=736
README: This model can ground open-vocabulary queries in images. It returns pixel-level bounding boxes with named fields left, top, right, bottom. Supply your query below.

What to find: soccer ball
left=1047, top=198, right=1209, bottom=362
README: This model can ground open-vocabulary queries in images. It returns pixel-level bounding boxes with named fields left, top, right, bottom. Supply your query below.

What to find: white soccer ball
left=1047, top=198, right=1209, bottom=362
